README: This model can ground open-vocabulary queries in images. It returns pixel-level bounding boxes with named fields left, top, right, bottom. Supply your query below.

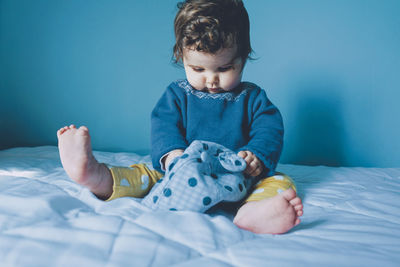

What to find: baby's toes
left=57, top=127, right=69, bottom=137
left=57, top=129, right=63, bottom=138
left=294, top=202, right=303, bottom=215
left=281, top=188, right=296, bottom=202
left=297, top=210, right=303, bottom=217
left=79, top=126, right=89, bottom=132
left=289, top=196, right=301, bottom=206
left=294, top=203, right=303, bottom=211
left=77, top=126, right=90, bottom=136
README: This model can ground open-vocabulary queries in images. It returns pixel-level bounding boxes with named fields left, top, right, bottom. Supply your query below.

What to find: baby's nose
left=206, top=74, right=219, bottom=86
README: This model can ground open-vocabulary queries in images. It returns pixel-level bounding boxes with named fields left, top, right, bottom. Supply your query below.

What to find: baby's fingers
left=248, top=164, right=262, bottom=176
left=245, top=160, right=257, bottom=174
left=248, top=157, right=264, bottom=176
left=242, top=152, right=255, bottom=164
left=238, top=151, right=248, bottom=159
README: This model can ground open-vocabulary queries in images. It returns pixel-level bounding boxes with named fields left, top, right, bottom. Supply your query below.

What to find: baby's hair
left=173, top=0, right=252, bottom=64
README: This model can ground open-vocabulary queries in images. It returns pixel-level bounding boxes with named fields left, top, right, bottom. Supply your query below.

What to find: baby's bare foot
left=233, top=188, right=303, bottom=234
left=57, top=125, right=113, bottom=199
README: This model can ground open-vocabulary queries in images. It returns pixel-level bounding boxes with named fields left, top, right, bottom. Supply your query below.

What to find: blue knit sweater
left=151, top=79, right=284, bottom=177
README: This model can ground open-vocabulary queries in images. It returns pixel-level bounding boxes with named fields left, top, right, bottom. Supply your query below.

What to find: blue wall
left=1, top=0, right=399, bottom=167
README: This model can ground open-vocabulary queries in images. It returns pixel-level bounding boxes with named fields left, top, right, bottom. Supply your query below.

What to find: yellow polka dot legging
left=106, top=163, right=296, bottom=204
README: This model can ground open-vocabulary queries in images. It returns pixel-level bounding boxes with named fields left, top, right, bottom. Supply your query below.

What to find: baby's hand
left=238, top=150, right=263, bottom=177
left=163, top=149, right=184, bottom=170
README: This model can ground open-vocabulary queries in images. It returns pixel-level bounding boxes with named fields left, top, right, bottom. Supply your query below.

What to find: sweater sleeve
left=151, top=84, right=188, bottom=172
left=239, top=88, right=284, bottom=177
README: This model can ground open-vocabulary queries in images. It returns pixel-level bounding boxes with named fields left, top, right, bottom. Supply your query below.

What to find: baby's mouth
left=206, top=87, right=222, bottom=94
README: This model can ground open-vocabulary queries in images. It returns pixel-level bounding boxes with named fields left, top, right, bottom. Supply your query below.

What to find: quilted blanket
left=1, top=146, right=399, bottom=266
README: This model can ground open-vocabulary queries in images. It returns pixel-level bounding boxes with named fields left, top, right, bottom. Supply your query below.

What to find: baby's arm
left=238, top=150, right=263, bottom=177
left=239, top=87, right=284, bottom=177
left=151, top=84, right=188, bottom=172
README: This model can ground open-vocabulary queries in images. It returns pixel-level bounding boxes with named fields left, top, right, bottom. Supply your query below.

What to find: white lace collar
left=176, top=79, right=248, bottom=102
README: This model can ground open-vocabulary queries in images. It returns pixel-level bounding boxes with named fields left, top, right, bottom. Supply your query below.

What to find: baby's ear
left=218, top=151, right=247, bottom=172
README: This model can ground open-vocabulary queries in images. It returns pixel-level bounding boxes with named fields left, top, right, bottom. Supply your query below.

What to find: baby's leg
left=57, top=125, right=113, bottom=199
left=233, top=174, right=303, bottom=234
left=108, top=164, right=163, bottom=201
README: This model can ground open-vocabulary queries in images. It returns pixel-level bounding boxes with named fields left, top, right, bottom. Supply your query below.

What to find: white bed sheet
left=0, top=146, right=399, bottom=266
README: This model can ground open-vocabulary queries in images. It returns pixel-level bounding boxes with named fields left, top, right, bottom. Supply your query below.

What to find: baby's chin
left=196, top=87, right=236, bottom=94
left=204, top=87, right=224, bottom=94
left=191, top=86, right=224, bottom=94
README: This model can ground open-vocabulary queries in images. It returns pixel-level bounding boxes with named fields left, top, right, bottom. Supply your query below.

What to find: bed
left=0, top=146, right=399, bottom=266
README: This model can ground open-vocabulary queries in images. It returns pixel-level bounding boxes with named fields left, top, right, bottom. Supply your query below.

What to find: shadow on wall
left=283, top=83, right=347, bottom=166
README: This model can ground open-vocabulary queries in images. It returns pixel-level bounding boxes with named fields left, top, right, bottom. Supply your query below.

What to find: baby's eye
left=192, top=67, right=204, bottom=72
left=218, top=66, right=233, bottom=72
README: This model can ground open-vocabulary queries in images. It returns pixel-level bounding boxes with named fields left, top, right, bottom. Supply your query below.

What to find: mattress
left=0, top=146, right=399, bottom=266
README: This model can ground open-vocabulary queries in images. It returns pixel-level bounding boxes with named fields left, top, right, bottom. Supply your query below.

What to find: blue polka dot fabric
left=141, top=140, right=250, bottom=212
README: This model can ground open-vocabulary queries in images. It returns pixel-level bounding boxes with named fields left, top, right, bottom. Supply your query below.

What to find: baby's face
left=183, top=45, right=243, bottom=94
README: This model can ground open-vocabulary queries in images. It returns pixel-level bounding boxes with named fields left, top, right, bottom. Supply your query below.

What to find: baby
left=57, top=0, right=303, bottom=234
